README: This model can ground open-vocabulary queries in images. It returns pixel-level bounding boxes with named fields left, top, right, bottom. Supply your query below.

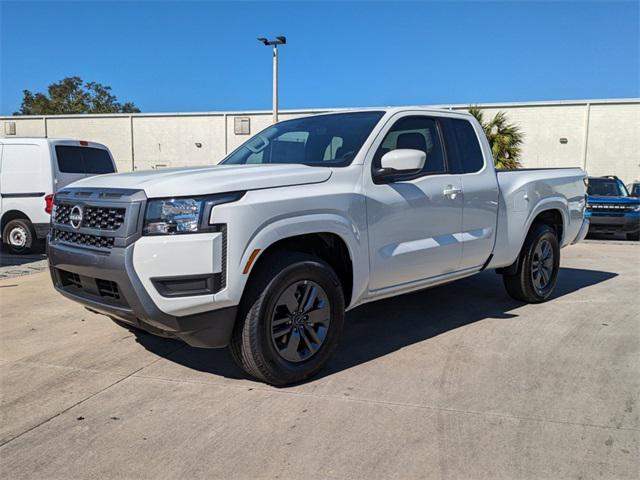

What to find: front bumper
left=585, top=212, right=640, bottom=234
left=48, top=240, right=237, bottom=348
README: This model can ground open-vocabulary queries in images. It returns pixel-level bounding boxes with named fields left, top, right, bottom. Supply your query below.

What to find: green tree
left=468, top=106, right=523, bottom=169
left=15, top=76, right=140, bottom=115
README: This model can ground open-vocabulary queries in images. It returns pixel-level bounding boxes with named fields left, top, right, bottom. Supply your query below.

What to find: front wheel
left=230, top=252, right=345, bottom=386
left=2, top=219, right=36, bottom=254
left=627, top=231, right=640, bottom=241
left=502, top=224, right=560, bottom=303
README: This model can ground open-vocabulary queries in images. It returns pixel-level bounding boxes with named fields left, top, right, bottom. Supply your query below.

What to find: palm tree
left=468, top=106, right=523, bottom=169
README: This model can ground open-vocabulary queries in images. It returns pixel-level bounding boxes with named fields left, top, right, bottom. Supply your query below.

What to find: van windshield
left=55, top=146, right=115, bottom=174
left=222, top=111, right=384, bottom=167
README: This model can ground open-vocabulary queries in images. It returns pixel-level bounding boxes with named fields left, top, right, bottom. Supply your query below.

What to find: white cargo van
left=0, top=139, right=117, bottom=253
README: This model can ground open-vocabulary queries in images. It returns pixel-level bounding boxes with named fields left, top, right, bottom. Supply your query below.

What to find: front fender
left=235, top=213, right=368, bottom=310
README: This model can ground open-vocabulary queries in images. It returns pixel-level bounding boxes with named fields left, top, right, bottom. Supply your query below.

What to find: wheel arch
left=236, top=213, right=366, bottom=308
left=497, top=205, right=566, bottom=276
left=1, top=210, right=33, bottom=237
left=246, top=231, right=355, bottom=307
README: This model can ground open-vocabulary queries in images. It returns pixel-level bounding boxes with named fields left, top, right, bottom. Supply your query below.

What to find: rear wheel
left=502, top=224, right=560, bottom=303
left=627, top=231, right=640, bottom=241
left=229, top=251, right=345, bottom=386
left=2, top=219, right=35, bottom=254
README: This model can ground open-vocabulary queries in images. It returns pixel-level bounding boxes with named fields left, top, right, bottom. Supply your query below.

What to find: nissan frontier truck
left=47, top=108, right=589, bottom=385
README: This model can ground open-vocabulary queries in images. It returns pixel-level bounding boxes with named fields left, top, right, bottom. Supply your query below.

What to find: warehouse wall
left=468, top=105, right=587, bottom=169
left=132, top=115, right=226, bottom=171
left=584, top=103, right=640, bottom=182
left=2, top=100, right=639, bottom=183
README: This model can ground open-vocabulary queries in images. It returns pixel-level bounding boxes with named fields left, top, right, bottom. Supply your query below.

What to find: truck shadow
left=133, top=267, right=617, bottom=383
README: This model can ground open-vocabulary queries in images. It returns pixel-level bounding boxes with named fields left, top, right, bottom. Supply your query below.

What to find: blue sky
left=1, top=1, right=638, bottom=115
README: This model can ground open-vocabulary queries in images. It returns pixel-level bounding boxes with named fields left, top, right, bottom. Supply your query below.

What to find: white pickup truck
left=48, top=108, right=589, bottom=385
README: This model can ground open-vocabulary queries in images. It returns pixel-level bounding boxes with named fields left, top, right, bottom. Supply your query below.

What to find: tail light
left=45, top=194, right=54, bottom=214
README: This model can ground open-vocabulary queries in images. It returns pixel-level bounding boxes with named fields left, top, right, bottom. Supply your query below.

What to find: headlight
left=633, top=204, right=640, bottom=212
left=144, top=192, right=245, bottom=235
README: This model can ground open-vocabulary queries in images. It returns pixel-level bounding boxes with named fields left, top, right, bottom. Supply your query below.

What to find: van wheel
left=627, top=231, right=640, bottom=241
left=229, top=251, right=345, bottom=386
left=3, top=219, right=35, bottom=254
left=502, top=224, right=560, bottom=303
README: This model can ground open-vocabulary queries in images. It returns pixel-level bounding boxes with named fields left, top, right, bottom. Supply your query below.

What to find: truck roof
left=294, top=106, right=475, bottom=119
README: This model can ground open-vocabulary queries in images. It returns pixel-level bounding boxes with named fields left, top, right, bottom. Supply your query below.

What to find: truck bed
left=489, top=167, right=587, bottom=269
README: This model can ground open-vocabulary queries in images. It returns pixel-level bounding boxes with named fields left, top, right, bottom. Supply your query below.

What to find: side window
left=374, top=116, right=446, bottom=174
left=445, top=118, right=485, bottom=174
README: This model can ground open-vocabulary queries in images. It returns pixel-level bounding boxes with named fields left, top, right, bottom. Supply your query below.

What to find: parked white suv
left=0, top=138, right=116, bottom=253
left=48, top=108, right=589, bottom=385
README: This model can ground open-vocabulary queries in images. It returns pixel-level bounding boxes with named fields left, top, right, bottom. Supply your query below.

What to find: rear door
left=52, top=142, right=116, bottom=190
left=441, top=117, right=499, bottom=270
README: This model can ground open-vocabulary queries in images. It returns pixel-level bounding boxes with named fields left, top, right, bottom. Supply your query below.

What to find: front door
left=364, top=115, right=464, bottom=291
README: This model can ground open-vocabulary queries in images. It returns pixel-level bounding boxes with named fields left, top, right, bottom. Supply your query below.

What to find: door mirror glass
left=380, top=149, right=426, bottom=174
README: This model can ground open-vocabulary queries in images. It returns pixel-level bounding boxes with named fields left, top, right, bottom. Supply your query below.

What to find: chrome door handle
left=443, top=185, right=462, bottom=199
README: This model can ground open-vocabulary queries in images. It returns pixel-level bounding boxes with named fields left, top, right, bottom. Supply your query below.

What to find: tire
left=229, top=251, right=345, bottom=386
left=627, top=231, right=640, bottom=241
left=2, top=219, right=35, bottom=254
left=502, top=224, right=560, bottom=303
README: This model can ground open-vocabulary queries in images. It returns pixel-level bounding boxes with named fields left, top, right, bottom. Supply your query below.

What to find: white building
left=1, top=98, right=639, bottom=183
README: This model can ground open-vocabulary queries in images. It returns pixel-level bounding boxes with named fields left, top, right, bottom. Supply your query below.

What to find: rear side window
left=443, top=118, right=485, bottom=174
left=374, top=116, right=446, bottom=175
left=55, top=146, right=115, bottom=174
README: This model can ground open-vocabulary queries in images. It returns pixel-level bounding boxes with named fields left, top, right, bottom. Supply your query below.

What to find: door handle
left=443, top=185, right=462, bottom=199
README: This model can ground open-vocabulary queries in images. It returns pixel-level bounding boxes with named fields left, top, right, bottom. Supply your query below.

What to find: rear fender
left=494, top=197, right=568, bottom=271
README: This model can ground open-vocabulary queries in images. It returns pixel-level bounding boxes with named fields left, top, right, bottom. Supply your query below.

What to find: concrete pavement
left=0, top=250, right=47, bottom=280
left=0, top=242, right=638, bottom=479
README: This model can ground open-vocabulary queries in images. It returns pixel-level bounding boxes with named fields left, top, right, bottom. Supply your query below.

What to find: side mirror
left=375, top=149, right=426, bottom=182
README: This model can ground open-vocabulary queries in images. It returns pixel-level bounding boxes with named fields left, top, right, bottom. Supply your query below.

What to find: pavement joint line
left=4, top=358, right=152, bottom=377
left=129, top=373, right=640, bottom=434
left=0, top=344, right=187, bottom=449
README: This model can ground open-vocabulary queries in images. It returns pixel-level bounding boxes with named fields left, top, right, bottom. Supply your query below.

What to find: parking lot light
left=257, top=36, right=286, bottom=123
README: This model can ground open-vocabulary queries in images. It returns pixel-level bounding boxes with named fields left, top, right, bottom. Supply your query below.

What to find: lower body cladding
left=585, top=212, right=640, bottom=236
left=47, top=236, right=238, bottom=348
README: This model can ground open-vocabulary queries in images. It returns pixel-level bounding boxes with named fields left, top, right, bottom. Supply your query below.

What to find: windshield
left=587, top=178, right=629, bottom=197
left=222, top=111, right=384, bottom=167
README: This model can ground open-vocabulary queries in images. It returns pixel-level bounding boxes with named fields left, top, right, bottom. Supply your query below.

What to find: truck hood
left=587, top=195, right=640, bottom=205
left=66, top=164, right=333, bottom=198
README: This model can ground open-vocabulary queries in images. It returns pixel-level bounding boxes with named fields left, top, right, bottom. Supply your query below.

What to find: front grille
left=588, top=203, right=636, bottom=213
left=54, top=204, right=125, bottom=230
left=83, top=206, right=126, bottom=230
left=52, top=228, right=115, bottom=249
left=54, top=204, right=72, bottom=224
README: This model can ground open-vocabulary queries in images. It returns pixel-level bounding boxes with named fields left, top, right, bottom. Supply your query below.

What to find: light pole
left=257, top=36, right=286, bottom=123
